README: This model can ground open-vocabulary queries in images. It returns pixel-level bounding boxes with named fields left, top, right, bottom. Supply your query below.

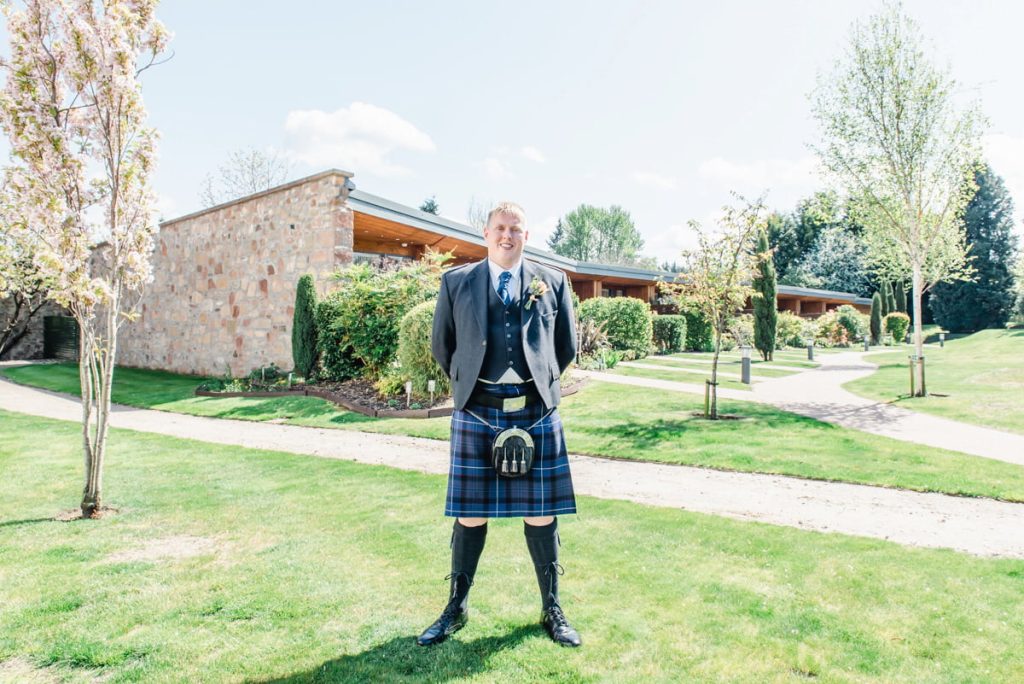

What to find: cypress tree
left=292, top=274, right=318, bottom=380
left=870, top=291, right=882, bottom=344
left=894, top=280, right=907, bottom=313
left=930, top=164, right=1019, bottom=332
left=884, top=280, right=897, bottom=314
left=878, top=281, right=891, bottom=317
left=752, top=228, right=778, bottom=361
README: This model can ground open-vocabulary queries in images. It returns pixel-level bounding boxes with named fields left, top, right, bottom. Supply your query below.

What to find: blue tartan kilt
left=445, top=383, right=577, bottom=518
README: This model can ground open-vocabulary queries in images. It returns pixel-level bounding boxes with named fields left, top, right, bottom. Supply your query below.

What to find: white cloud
left=283, top=102, right=436, bottom=177
left=480, top=156, right=514, bottom=180
left=632, top=171, right=678, bottom=190
left=520, top=146, right=546, bottom=163
left=697, top=155, right=821, bottom=196
left=983, top=133, right=1024, bottom=232
left=528, top=214, right=560, bottom=248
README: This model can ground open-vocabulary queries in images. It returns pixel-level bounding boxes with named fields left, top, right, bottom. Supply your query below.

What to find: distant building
left=97, top=169, right=867, bottom=376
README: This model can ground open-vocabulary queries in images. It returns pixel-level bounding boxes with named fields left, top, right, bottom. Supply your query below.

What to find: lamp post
left=806, top=339, right=814, bottom=362
left=939, top=332, right=945, bottom=348
left=863, top=335, right=870, bottom=352
left=740, top=345, right=752, bottom=385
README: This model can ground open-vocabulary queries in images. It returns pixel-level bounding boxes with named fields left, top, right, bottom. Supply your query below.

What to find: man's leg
left=417, top=517, right=488, bottom=646
left=524, top=516, right=582, bottom=647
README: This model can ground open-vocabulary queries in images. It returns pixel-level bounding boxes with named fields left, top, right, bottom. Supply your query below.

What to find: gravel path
left=2, top=373, right=1022, bottom=559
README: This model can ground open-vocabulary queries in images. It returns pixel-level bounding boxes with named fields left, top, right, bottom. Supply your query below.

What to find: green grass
left=845, top=329, right=1024, bottom=435
left=5, top=362, right=1024, bottom=501
left=1, top=409, right=1023, bottom=683
left=634, top=357, right=798, bottom=379
left=609, top=364, right=755, bottom=391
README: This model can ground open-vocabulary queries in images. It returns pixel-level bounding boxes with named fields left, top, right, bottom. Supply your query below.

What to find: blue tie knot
left=498, top=271, right=512, bottom=306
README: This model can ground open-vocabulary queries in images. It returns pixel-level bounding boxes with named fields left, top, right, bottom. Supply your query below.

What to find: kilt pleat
left=445, top=383, right=577, bottom=518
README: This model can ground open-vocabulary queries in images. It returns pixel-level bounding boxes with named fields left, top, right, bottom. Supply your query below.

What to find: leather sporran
left=491, top=427, right=535, bottom=478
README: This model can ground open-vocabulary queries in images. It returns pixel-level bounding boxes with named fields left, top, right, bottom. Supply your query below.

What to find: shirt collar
left=487, top=258, right=522, bottom=285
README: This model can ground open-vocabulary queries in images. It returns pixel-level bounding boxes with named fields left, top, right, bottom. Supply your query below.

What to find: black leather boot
left=525, top=518, right=582, bottom=648
left=417, top=520, right=487, bottom=646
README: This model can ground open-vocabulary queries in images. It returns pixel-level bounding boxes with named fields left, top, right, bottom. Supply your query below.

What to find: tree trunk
left=709, top=330, right=721, bottom=420
left=911, top=265, right=926, bottom=397
left=79, top=302, right=118, bottom=518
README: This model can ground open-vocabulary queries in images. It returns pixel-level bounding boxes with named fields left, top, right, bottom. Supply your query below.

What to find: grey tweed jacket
left=431, top=258, right=578, bottom=411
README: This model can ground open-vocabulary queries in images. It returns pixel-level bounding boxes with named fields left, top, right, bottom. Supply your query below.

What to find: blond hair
left=485, top=201, right=527, bottom=228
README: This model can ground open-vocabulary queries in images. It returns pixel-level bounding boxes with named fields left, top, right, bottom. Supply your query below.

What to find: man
left=419, top=201, right=581, bottom=648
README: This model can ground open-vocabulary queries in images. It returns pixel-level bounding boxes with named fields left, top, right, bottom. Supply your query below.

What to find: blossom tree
left=0, top=0, right=169, bottom=517
left=666, top=196, right=765, bottom=419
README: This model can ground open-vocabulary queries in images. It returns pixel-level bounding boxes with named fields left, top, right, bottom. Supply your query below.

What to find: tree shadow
left=0, top=517, right=51, bottom=529
left=253, top=625, right=539, bottom=683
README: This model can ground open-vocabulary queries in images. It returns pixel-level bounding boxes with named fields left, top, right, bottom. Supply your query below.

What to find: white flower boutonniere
left=524, top=276, right=549, bottom=310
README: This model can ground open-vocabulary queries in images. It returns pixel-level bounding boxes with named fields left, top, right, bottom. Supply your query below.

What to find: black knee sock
left=524, top=518, right=561, bottom=611
left=450, top=520, right=487, bottom=610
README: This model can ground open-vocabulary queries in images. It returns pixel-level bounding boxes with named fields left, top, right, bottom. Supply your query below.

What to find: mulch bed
left=195, top=376, right=588, bottom=420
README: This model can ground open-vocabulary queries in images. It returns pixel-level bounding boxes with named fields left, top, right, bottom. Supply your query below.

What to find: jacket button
left=482, top=340, right=487, bottom=346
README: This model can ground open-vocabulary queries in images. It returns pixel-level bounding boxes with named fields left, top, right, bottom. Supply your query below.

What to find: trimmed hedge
left=396, top=300, right=450, bottom=398
left=682, top=310, right=713, bottom=352
left=578, top=297, right=653, bottom=358
left=884, top=311, right=910, bottom=343
left=652, top=315, right=687, bottom=354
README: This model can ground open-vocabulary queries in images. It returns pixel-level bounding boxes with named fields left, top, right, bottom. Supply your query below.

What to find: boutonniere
left=524, top=276, right=548, bottom=310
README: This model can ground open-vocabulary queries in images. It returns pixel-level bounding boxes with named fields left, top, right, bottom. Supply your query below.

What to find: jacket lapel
left=466, top=259, right=489, bottom=336
left=520, top=259, right=537, bottom=329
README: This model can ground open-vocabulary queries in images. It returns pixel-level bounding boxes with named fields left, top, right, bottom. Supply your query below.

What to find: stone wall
left=116, top=170, right=355, bottom=377
left=0, top=297, right=68, bottom=361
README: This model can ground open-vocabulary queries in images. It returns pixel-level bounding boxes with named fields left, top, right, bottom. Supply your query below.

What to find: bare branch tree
left=199, top=148, right=292, bottom=208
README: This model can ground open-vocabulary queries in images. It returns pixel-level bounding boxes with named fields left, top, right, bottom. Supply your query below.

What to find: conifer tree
left=752, top=228, right=778, bottom=361
left=292, top=275, right=318, bottom=380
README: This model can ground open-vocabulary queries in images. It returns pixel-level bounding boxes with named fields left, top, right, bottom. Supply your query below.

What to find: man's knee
left=524, top=515, right=554, bottom=527
left=458, top=517, right=488, bottom=527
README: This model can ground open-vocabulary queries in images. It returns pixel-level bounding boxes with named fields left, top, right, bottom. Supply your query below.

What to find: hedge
left=682, top=310, right=713, bottom=352
left=578, top=297, right=653, bottom=358
left=652, top=315, right=687, bottom=354
left=396, top=300, right=450, bottom=398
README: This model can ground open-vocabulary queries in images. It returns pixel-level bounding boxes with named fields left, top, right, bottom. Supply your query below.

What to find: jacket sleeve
left=554, top=272, right=578, bottom=373
left=431, top=272, right=455, bottom=377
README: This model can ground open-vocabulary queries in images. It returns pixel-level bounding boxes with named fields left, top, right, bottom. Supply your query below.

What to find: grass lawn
left=5, top=363, right=1024, bottom=502
left=1, top=410, right=1023, bottom=683
left=844, top=329, right=1024, bottom=435
left=633, top=357, right=798, bottom=379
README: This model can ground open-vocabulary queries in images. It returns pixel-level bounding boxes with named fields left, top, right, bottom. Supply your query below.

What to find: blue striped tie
left=497, top=271, right=512, bottom=306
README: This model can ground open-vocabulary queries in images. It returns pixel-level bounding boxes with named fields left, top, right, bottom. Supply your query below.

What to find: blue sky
left=4, top=1, right=1024, bottom=257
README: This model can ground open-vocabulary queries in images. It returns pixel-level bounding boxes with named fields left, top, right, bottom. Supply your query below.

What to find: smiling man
left=420, top=201, right=581, bottom=647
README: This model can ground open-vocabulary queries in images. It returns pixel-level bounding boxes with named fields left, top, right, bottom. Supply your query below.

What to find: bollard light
left=863, top=335, right=870, bottom=352
left=740, top=345, right=752, bottom=385
left=428, top=379, right=436, bottom=404
left=806, top=339, right=814, bottom=362
left=741, top=345, right=751, bottom=360
left=939, top=332, right=945, bottom=348
left=405, top=380, right=412, bottom=408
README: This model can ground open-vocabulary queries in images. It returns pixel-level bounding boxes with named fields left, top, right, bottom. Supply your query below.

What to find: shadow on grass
left=0, top=517, right=52, bottom=529
left=255, top=625, right=539, bottom=683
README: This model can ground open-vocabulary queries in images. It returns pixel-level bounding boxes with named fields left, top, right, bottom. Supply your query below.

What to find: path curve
left=2, top=373, right=1022, bottom=559
left=581, top=350, right=1024, bottom=467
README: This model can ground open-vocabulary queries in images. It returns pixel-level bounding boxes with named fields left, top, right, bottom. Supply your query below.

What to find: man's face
left=483, top=211, right=529, bottom=268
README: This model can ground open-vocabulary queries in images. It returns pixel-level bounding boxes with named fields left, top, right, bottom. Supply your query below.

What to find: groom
left=420, top=200, right=581, bottom=647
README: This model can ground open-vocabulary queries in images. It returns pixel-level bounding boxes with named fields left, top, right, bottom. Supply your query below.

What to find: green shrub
left=724, top=314, right=754, bottom=350
left=884, top=311, right=911, bottom=343
left=314, top=295, right=364, bottom=381
left=682, top=309, right=714, bottom=352
left=394, top=300, right=451, bottom=398
left=578, top=297, right=653, bottom=359
left=776, top=311, right=805, bottom=348
left=651, top=315, right=686, bottom=354
left=814, top=311, right=850, bottom=347
left=291, top=274, right=318, bottom=380
left=836, top=305, right=868, bottom=341
left=316, top=256, right=447, bottom=380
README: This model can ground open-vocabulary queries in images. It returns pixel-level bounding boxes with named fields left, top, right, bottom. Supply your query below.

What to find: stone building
left=95, top=168, right=865, bottom=377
